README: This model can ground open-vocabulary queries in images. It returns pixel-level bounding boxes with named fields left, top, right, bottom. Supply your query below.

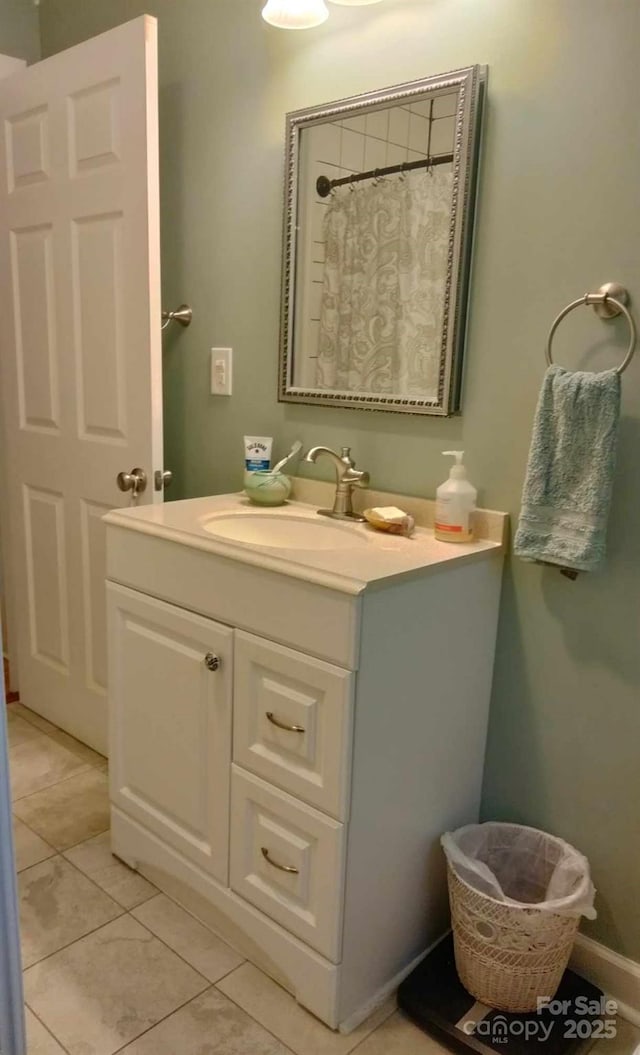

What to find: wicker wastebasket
left=443, top=823, right=595, bottom=1013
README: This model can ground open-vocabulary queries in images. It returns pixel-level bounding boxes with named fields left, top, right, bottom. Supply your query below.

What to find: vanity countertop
left=104, top=493, right=507, bottom=596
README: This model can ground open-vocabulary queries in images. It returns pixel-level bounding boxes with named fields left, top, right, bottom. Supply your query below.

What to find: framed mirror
left=278, top=66, right=486, bottom=416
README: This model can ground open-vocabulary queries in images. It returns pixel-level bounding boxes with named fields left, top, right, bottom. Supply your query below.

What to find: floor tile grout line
left=7, top=705, right=75, bottom=742
left=24, top=922, right=386, bottom=1055
left=8, top=703, right=74, bottom=739
left=118, top=857, right=373, bottom=1049
left=12, top=811, right=57, bottom=857
left=55, top=851, right=135, bottom=912
left=61, top=844, right=160, bottom=911
left=214, top=967, right=397, bottom=1055
left=125, top=875, right=254, bottom=977
left=7, top=704, right=107, bottom=769
left=24, top=1000, right=73, bottom=1055
left=7, top=727, right=58, bottom=750
left=22, top=908, right=215, bottom=1050
left=17, top=848, right=66, bottom=879
left=129, top=890, right=378, bottom=1052
left=53, top=824, right=111, bottom=855
left=204, top=958, right=248, bottom=988
left=56, top=852, right=249, bottom=978
left=348, top=1005, right=399, bottom=1054
left=211, top=980, right=306, bottom=1055
left=23, top=929, right=210, bottom=1054
left=23, top=837, right=157, bottom=919
left=138, top=884, right=250, bottom=967
left=25, top=877, right=213, bottom=991
left=108, top=984, right=217, bottom=1055
left=12, top=763, right=106, bottom=811
left=8, top=725, right=71, bottom=749
left=21, top=903, right=128, bottom=974
left=17, top=730, right=106, bottom=772
left=24, top=907, right=232, bottom=1054
left=11, top=761, right=94, bottom=804
left=126, top=902, right=234, bottom=988
left=15, top=822, right=111, bottom=857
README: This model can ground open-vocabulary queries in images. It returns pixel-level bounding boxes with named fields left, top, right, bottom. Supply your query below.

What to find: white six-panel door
left=0, top=17, right=163, bottom=753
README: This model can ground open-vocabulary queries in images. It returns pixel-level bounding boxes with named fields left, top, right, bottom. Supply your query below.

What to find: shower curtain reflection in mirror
left=316, top=169, right=453, bottom=396
left=279, top=67, right=486, bottom=415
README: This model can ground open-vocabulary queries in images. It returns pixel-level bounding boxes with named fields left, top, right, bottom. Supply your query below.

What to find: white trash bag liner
left=442, top=823, right=596, bottom=919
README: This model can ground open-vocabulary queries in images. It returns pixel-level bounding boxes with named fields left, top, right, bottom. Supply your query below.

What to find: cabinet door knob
left=261, top=847, right=299, bottom=874
left=266, top=712, right=305, bottom=733
left=204, top=652, right=221, bottom=672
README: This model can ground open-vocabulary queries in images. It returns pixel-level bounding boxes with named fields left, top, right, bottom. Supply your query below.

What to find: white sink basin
left=201, top=513, right=369, bottom=551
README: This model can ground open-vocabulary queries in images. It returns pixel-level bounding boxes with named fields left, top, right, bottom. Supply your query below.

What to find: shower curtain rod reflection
left=316, top=153, right=454, bottom=198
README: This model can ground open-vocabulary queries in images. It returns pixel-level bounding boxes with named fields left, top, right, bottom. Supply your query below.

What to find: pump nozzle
left=442, top=451, right=467, bottom=479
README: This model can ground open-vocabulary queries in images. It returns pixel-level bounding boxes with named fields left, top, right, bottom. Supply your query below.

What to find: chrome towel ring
left=545, top=282, right=636, bottom=375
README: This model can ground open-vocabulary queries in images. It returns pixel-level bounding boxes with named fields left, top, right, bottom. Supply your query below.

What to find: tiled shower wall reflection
left=294, top=91, right=457, bottom=386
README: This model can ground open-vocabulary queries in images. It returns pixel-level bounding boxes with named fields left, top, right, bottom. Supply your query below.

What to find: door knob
left=154, top=469, right=173, bottom=492
left=116, top=468, right=147, bottom=497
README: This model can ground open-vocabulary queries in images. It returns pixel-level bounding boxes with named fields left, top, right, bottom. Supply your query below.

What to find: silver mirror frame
left=278, top=65, right=487, bottom=416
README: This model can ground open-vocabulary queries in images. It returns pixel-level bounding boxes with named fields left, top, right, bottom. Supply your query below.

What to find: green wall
left=39, top=0, right=640, bottom=959
left=0, top=0, right=39, bottom=62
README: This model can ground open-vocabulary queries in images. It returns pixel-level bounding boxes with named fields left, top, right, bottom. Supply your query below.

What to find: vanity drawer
left=230, top=766, right=345, bottom=962
left=233, top=630, right=354, bottom=820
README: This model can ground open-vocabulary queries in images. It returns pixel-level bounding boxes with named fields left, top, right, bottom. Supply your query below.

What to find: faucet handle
left=344, top=467, right=369, bottom=488
left=340, top=446, right=354, bottom=465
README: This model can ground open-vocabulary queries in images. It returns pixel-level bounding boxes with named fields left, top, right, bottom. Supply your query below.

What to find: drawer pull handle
left=204, top=652, right=221, bottom=672
left=265, top=712, right=305, bottom=733
left=261, top=847, right=299, bottom=874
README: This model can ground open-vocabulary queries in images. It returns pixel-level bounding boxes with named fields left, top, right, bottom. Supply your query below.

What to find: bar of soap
left=370, top=506, right=409, bottom=523
left=363, top=507, right=415, bottom=537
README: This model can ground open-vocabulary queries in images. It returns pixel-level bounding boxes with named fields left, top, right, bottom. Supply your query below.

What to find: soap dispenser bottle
left=434, top=451, right=477, bottom=543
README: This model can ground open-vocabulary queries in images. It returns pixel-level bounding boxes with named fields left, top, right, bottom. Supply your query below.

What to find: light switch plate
left=211, top=347, right=232, bottom=396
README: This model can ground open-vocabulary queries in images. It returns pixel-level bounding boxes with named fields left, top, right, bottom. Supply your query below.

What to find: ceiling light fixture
left=262, top=0, right=330, bottom=29
left=327, top=0, right=385, bottom=6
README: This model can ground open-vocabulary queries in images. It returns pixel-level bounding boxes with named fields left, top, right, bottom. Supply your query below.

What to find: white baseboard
left=570, top=934, right=640, bottom=1027
left=338, top=947, right=426, bottom=1034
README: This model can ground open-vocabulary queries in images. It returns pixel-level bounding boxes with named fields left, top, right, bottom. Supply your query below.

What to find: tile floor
left=7, top=701, right=640, bottom=1055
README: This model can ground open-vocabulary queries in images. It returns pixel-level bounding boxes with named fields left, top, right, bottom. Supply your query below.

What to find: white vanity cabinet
left=105, top=493, right=506, bottom=1032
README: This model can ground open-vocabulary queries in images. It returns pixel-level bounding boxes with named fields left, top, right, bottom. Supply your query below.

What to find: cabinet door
left=108, top=583, right=232, bottom=884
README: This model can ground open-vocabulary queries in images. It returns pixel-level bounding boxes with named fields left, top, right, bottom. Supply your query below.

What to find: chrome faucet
left=304, top=446, right=370, bottom=522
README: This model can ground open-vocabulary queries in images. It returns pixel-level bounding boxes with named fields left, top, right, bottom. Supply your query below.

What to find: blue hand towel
left=514, top=365, right=620, bottom=573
